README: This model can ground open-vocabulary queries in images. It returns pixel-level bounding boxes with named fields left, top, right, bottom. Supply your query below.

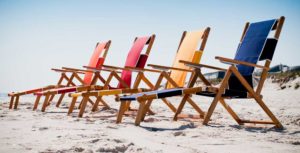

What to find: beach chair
left=8, top=41, right=111, bottom=110
left=116, top=28, right=211, bottom=125
left=120, top=17, right=285, bottom=128
left=32, top=41, right=111, bottom=111
left=67, top=35, right=156, bottom=117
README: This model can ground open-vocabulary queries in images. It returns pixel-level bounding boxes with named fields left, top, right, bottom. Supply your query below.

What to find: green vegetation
left=268, top=71, right=300, bottom=84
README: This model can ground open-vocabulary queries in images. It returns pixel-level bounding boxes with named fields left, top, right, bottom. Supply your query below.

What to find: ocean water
left=0, top=93, right=8, bottom=101
left=0, top=93, right=7, bottom=97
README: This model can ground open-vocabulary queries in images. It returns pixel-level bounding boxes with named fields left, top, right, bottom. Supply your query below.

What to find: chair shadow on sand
left=140, top=122, right=198, bottom=132
left=139, top=121, right=288, bottom=133
left=229, top=124, right=287, bottom=133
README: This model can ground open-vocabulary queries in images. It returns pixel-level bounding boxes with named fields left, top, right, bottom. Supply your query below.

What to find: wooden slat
left=52, top=68, right=86, bottom=74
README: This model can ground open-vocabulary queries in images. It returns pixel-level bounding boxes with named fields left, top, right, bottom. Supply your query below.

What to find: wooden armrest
left=83, top=66, right=121, bottom=73
left=102, top=64, right=149, bottom=72
left=102, top=64, right=123, bottom=70
left=51, top=68, right=86, bottom=74
left=103, top=64, right=142, bottom=73
left=125, top=66, right=162, bottom=73
left=103, top=64, right=152, bottom=73
left=215, top=56, right=269, bottom=70
left=62, top=67, right=94, bottom=73
left=148, top=64, right=193, bottom=72
left=179, top=60, right=226, bottom=71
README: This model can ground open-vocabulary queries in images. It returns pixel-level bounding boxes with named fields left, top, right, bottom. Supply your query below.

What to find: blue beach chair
left=119, top=16, right=285, bottom=128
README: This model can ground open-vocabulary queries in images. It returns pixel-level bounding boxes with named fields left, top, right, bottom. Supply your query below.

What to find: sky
left=0, top=0, right=300, bottom=93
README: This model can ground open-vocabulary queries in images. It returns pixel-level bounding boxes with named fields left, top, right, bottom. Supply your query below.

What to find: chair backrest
left=229, top=17, right=285, bottom=92
left=117, top=35, right=155, bottom=88
left=166, top=28, right=210, bottom=88
left=83, top=41, right=111, bottom=85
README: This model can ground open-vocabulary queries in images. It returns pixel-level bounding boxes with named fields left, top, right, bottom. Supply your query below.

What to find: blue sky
left=0, top=0, right=299, bottom=92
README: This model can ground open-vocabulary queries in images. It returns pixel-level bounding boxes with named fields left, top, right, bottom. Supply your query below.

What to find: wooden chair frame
left=8, top=41, right=111, bottom=110
left=32, top=41, right=111, bottom=112
left=173, top=16, right=285, bottom=128
left=116, top=28, right=211, bottom=125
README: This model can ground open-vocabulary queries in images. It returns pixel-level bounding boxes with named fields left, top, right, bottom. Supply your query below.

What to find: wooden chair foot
left=68, top=97, right=77, bottom=115
left=9, top=96, right=15, bottom=109
left=78, top=97, right=88, bottom=118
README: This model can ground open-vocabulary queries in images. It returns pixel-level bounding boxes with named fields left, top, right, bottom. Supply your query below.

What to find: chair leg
left=41, top=94, right=50, bottom=112
left=116, top=102, right=127, bottom=123
left=78, top=99, right=83, bottom=109
left=56, top=93, right=65, bottom=108
left=13, top=96, right=20, bottom=110
left=173, top=68, right=202, bottom=120
left=253, top=96, right=283, bottom=128
left=9, top=96, right=15, bottom=109
left=92, top=97, right=110, bottom=111
left=203, top=68, right=231, bottom=125
left=140, top=100, right=151, bottom=121
left=161, top=98, right=177, bottom=113
left=78, top=96, right=88, bottom=118
left=87, top=98, right=95, bottom=105
left=186, top=97, right=205, bottom=117
left=99, top=98, right=110, bottom=109
left=173, top=94, right=189, bottom=121
left=68, top=96, right=77, bottom=115
left=203, top=97, right=220, bottom=125
left=219, top=98, right=243, bottom=125
left=49, top=94, right=55, bottom=102
left=91, top=97, right=101, bottom=112
left=229, top=66, right=283, bottom=128
left=138, top=99, right=155, bottom=117
left=135, top=100, right=146, bottom=126
left=124, top=101, right=131, bottom=111
left=33, top=95, right=41, bottom=111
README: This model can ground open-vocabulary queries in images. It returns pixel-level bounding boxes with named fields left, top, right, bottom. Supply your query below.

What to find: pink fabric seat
left=118, top=37, right=150, bottom=88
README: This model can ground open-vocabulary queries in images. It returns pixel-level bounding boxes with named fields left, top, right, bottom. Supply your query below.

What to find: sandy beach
left=0, top=79, right=300, bottom=153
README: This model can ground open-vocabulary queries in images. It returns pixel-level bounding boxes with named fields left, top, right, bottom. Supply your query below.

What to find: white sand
left=0, top=79, right=300, bottom=153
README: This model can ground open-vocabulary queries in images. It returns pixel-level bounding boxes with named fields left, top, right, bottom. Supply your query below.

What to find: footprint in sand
left=112, top=139, right=124, bottom=143
left=291, top=141, right=300, bottom=145
left=96, top=142, right=134, bottom=153
left=89, top=138, right=100, bottom=143
left=106, top=125, right=118, bottom=129
left=46, top=146, right=90, bottom=153
left=173, top=131, right=186, bottom=137
left=39, top=127, right=49, bottom=131
left=144, top=117, right=160, bottom=123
